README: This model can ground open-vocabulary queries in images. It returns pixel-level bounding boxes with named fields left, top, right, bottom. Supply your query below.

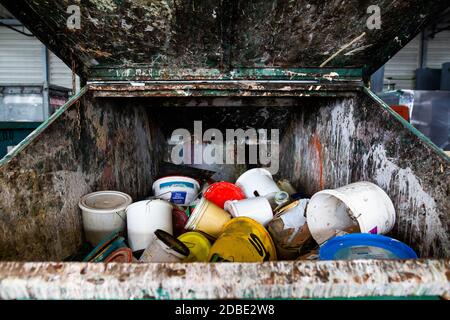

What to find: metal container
left=0, top=0, right=448, bottom=300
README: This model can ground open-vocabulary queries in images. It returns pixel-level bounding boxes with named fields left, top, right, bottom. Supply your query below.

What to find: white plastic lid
left=79, top=191, right=132, bottom=213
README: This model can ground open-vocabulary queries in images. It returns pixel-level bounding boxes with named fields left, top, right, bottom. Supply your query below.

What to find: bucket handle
left=114, top=211, right=126, bottom=222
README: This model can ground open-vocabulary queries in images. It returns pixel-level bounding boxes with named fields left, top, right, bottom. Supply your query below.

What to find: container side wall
left=0, top=260, right=448, bottom=299
left=279, top=92, right=450, bottom=258
left=0, top=94, right=160, bottom=261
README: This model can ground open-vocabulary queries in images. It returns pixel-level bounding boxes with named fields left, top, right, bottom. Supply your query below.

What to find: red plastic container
left=203, top=182, right=245, bottom=209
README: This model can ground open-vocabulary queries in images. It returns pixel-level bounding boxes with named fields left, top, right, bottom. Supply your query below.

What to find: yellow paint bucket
left=208, top=217, right=277, bottom=262
left=178, top=232, right=211, bottom=262
left=185, top=197, right=231, bottom=238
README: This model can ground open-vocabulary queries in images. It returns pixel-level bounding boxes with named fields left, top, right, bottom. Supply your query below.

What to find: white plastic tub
left=306, top=182, right=396, bottom=244
left=152, top=176, right=200, bottom=205
left=78, top=191, right=132, bottom=246
left=126, top=199, right=173, bottom=252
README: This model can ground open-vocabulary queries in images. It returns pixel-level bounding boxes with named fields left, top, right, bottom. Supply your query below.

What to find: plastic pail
left=140, top=230, right=190, bottom=263
left=203, top=181, right=245, bottom=208
left=184, top=197, right=231, bottom=238
left=78, top=191, right=132, bottom=246
left=126, top=199, right=173, bottom=252
left=235, top=168, right=281, bottom=199
left=306, top=182, right=396, bottom=244
left=152, top=176, right=200, bottom=205
left=319, top=233, right=417, bottom=260
left=224, top=197, right=273, bottom=226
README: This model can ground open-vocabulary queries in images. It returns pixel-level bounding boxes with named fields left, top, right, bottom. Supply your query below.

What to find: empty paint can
left=184, top=197, right=231, bottom=238
left=306, top=182, right=396, bottom=244
left=152, top=176, right=200, bottom=205
left=235, top=168, right=281, bottom=199
left=140, top=230, right=190, bottom=263
left=126, top=199, right=173, bottom=252
left=78, top=191, right=132, bottom=246
left=267, top=199, right=315, bottom=260
left=208, top=217, right=277, bottom=262
left=224, top=197, right=273, bottom=226
left=178, top=231, right=211, bottom=262
left=203, top=181, right=245, bottom=208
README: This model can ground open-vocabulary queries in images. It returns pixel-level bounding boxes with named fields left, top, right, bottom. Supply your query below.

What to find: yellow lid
left=177, top=232, right=211, bottom=262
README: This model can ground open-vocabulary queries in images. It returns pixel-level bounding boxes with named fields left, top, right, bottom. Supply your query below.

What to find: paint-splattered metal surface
left=0, top=83, right=448, bottom=297
left=1, top=0, right=448, bottom=80
left=0, top=260, right=448, bottom=299
left=0, top=90, right=162, bottom=261
left=88, top=80, right=361, bottom=98
left=278, top=89, right=450, bottom=259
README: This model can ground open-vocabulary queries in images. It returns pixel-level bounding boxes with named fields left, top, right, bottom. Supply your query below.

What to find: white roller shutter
left=383, top=35, right=421, bottom=90
left=48, top=51, right=75, bottom=90
left=0, top=26, right=44, bottom=85
left=427, top=30, right=450, bottom=69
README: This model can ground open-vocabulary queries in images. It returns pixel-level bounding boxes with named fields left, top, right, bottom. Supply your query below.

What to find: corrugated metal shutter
left=48, top=51, right=75, bottom=90
left=383, top=35, right=421, bottom=90
left=0, top=26, right=43, bottom=85
left=427, top=30, right=450, bottom=69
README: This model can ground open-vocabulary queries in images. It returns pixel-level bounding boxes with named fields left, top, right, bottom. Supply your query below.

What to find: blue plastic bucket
left=319, top=233, right=418, bottom=260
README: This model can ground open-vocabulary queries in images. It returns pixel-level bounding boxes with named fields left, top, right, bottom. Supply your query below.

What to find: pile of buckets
left=78, top=168, right=417, bottom=263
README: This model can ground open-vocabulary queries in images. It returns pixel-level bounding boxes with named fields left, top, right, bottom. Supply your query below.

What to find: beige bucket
left=185, top=197, right=231, bottom=238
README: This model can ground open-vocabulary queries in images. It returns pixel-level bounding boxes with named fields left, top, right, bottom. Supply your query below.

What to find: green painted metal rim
left=0, top=86, right=88, bottom=166
left=89, top=67, right=363, bottom=81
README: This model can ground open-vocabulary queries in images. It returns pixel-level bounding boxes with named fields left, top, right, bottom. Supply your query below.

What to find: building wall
left=0, top=26, right=79, bottom=90
left=0, top=26, right=44, bottom=85
left=384, top=28, right=450, bottom=90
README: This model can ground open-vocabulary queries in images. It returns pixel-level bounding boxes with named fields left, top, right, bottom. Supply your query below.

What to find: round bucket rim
left=184, top=197, right=209, bottom=231
left=78, top=190, right=132, bottom=214
left=235, top=168, right=273, bottom=186
left=309, top=183, right=395, bottom=236
left=152, top=176, right=200, bottom=190
left=126, top=199, right=173, bottom=214
left=319, top=233, right=418, bottom=260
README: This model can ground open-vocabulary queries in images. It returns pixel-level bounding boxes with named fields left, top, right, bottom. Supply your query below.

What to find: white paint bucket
left=235, top=168, right=281, bottom=199
left=139, top=230, right=190, bottom=263
left=306, top=182, right=396, bottom=244
left=152, top=176, right=200, bottom=205
left=78, top=191, right=132, bottom=246
left=126, top=199, right=173, bottom=252
left=224, top=197, right=273, bottom=226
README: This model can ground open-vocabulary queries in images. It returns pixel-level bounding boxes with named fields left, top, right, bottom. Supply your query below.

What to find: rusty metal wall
left=0, top=93, right=161, bottom=261
left=279, top=91, right=450, bottom=259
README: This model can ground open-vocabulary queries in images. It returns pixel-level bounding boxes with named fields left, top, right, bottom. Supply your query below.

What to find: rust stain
left=311, top=133, right=324, bottom=190
left=166, top=269, right=186, bottom=277
left=101, top=165, right=115, bottom=188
